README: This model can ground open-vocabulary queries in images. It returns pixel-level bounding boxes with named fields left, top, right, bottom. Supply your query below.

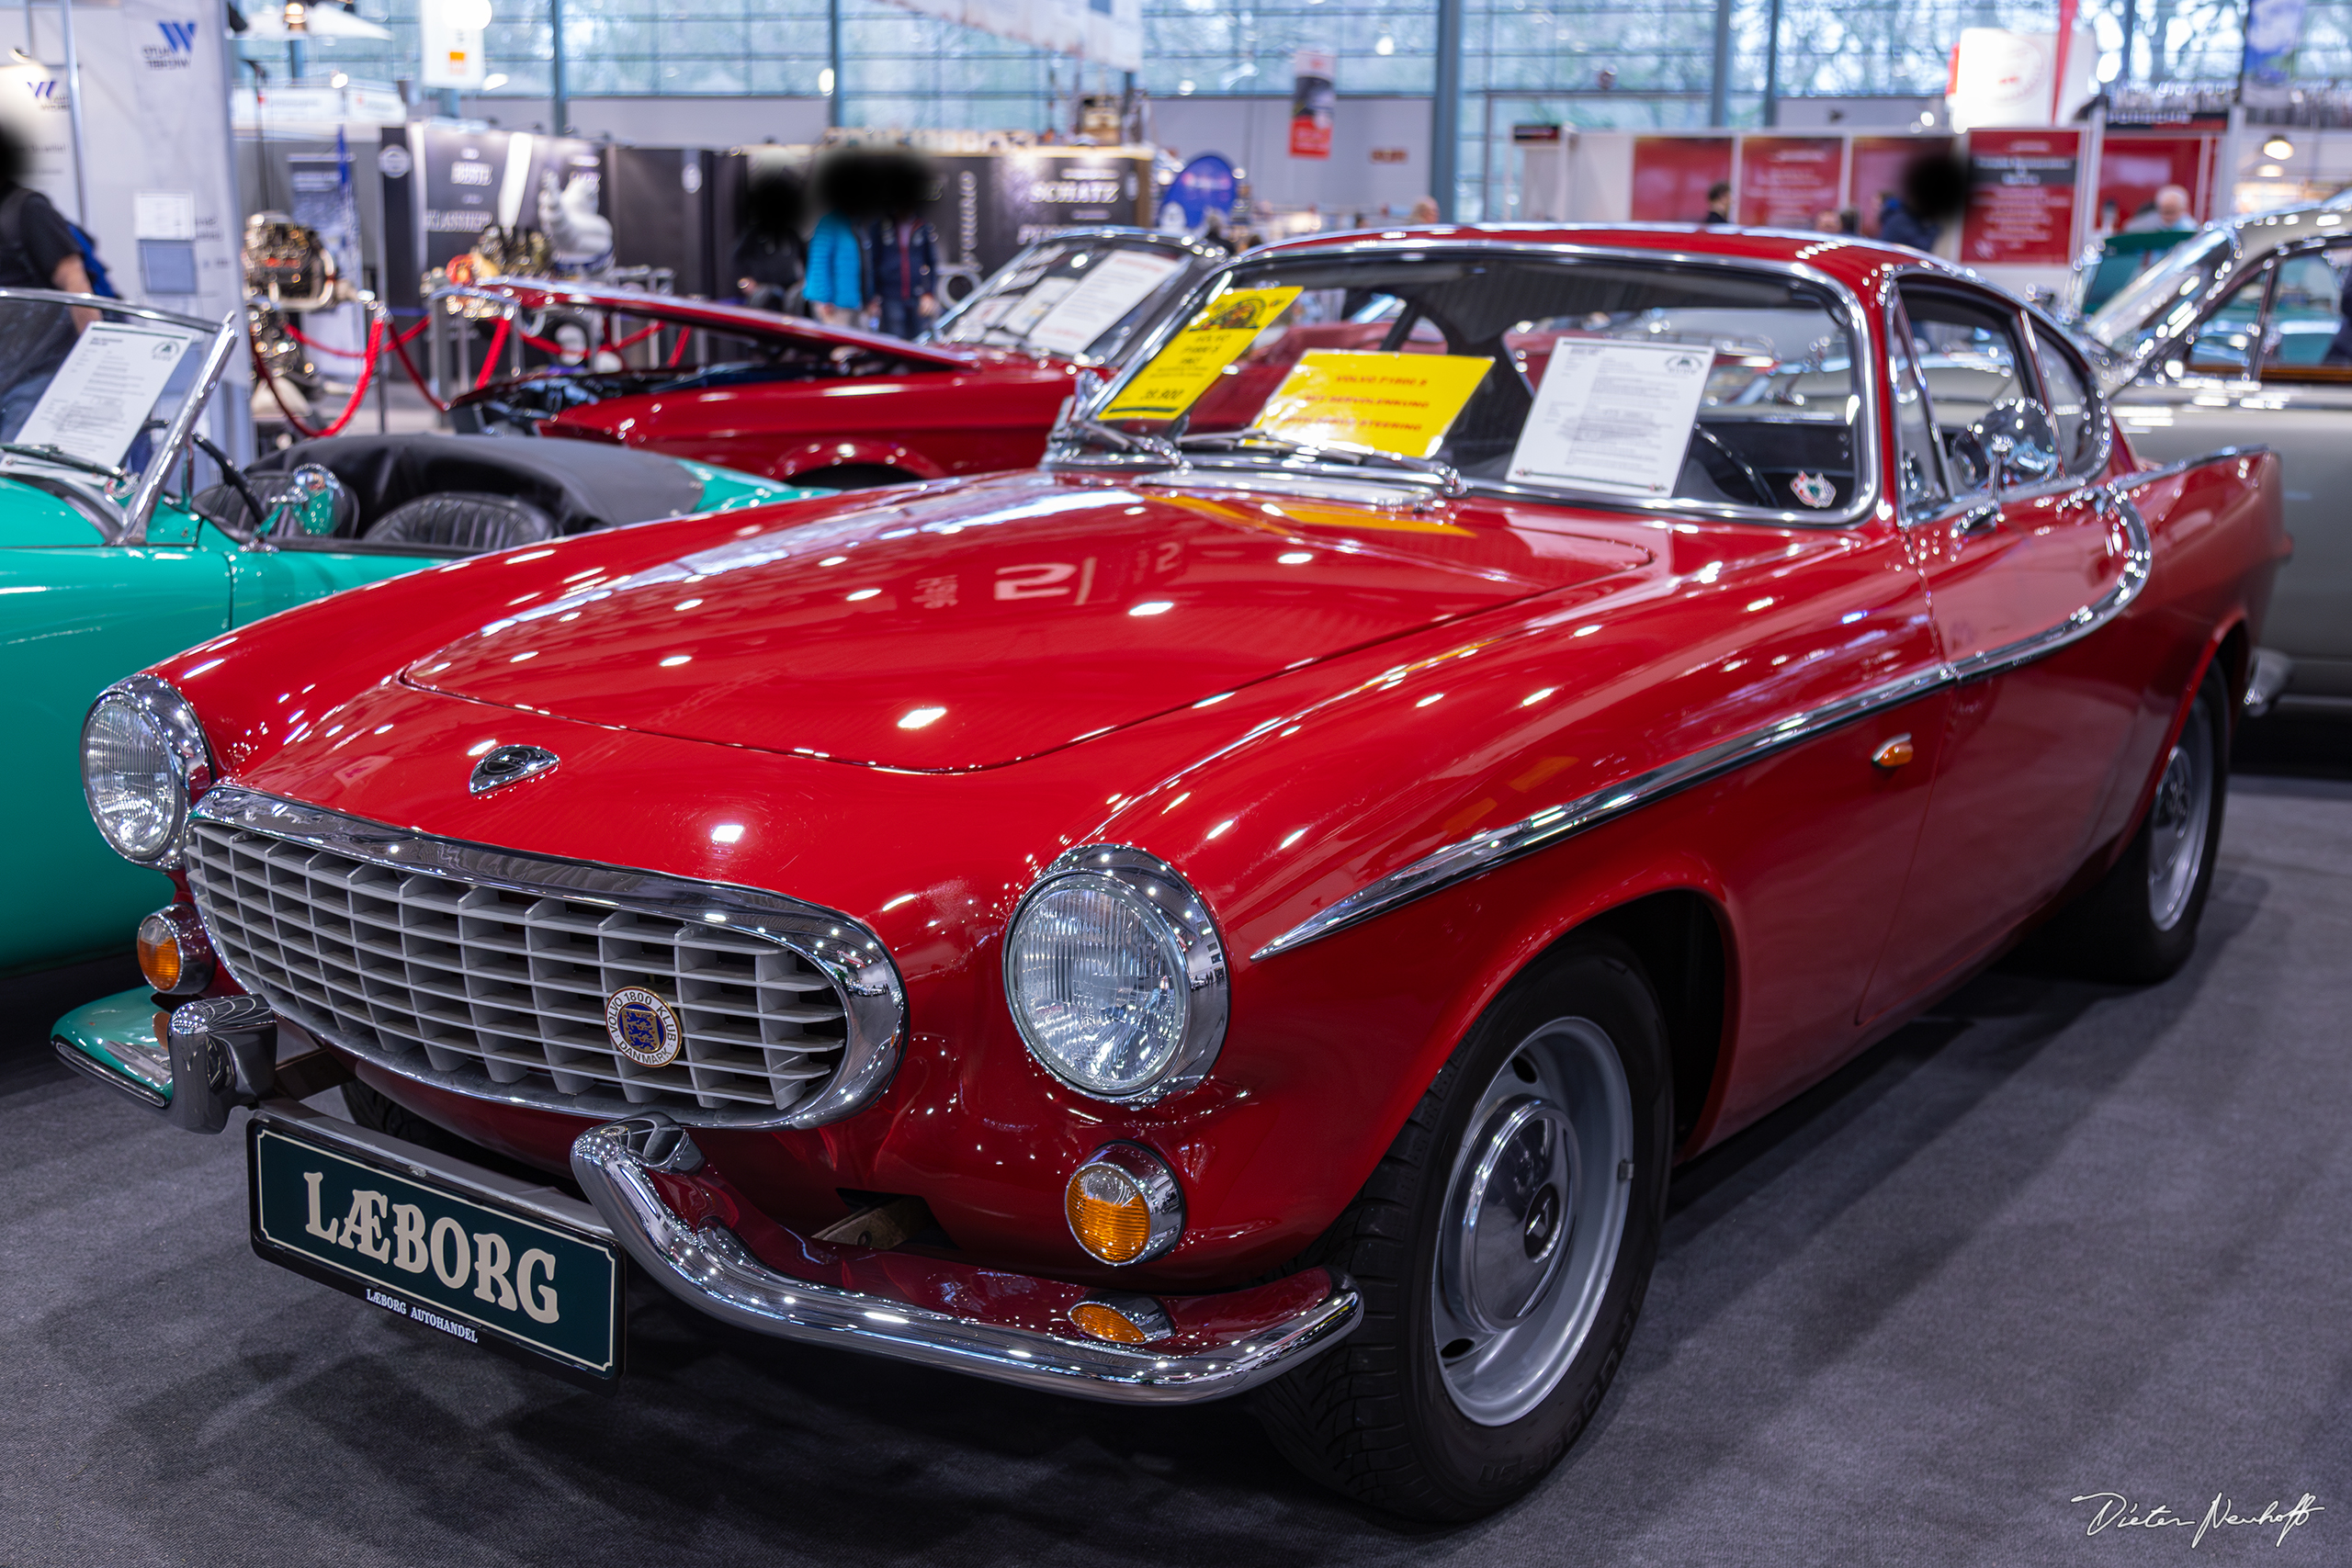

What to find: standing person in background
left=1408, top=196, right=1440, bottom=223
left=1701, top=181, right=1733, bottom=225
left=0, top=124, right=96, bottom=440
left=1878, top=152, right=1968, bottom=253
left=2124, top=184, right=2197, bottom=233
left=732, top=159, right=808, bottom=315
left=805, top=149, right=872, bottom=330
left=863, top=150, right=939, bottom=341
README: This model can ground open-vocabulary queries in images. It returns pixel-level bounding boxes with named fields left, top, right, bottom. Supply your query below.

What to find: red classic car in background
left=444, top=227, right=1223, bottom=490
left=60, top=224, right=2286, bottom=1520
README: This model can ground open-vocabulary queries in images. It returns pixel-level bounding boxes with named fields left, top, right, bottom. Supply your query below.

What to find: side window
left=2261, top=244, right=2352, bottom=376
left=2178, top=266, right=2267, bottom=378
left=1896, top=285, right=2033, bottom=497
left=2031, top=324, right=2102, bottom=476
left=1889, top=304, right=1949, bottom=518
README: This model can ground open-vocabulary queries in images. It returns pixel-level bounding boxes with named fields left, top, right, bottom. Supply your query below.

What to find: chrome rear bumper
left=571, top=1113, right=1363, bottom=1405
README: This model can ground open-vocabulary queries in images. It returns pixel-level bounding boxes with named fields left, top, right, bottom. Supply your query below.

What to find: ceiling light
left=482, top=72, right=508, bottom=90
left=2264, top=136, right=2295, bottom=160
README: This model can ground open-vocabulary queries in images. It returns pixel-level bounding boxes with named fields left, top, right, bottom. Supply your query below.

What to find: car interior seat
left=362, top=491, right=558, bottom=552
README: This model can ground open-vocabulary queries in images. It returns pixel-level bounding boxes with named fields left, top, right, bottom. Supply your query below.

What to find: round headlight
left=1005, top=846, right=1228, bottom=1103
left=81, top=676, right=211, bottom=867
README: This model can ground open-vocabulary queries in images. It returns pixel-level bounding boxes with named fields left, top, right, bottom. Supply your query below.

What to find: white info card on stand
left=1506, top=338, right=1713, bottom=497
left=15, top=322, right=197, bottom=468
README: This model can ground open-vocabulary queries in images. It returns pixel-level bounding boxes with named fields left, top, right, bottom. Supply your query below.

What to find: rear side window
left=1895, top=285, right=2031, bottom=497
left=2032, top=324, right=2103, bottom=476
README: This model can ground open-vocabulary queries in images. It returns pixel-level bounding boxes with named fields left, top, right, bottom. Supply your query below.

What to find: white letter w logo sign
left=155, top=20, right=198, bottom=51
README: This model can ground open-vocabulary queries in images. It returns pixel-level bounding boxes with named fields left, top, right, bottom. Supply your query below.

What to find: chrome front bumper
left=54, top=991, right=1362, bottom=1404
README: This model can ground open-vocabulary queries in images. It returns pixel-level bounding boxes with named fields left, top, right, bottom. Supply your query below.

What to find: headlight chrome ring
left=81, top=674, right=214, bottom=869
left=1004, top=843, right=1228, bottom=1105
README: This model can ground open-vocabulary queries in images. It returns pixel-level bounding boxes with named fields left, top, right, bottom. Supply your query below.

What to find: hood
left=402, top=476, right=1650, bottom=770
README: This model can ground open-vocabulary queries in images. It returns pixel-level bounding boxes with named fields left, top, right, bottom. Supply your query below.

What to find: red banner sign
left=1736, top=136, right=1844, bottom=229
left=1630, top=137, right=1734, bottom=224
left=1962, top=128, right=2083, bottom=265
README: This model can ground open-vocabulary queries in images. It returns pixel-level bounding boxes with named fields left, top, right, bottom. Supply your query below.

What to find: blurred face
left=2157, top=186, right=2189, bottom=222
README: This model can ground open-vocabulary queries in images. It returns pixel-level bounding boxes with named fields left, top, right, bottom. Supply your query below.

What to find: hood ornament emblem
left=469, top=743, right=560, bottom=795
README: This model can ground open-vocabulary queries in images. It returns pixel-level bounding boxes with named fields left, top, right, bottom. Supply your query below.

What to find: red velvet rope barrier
left=473, top=316, right=513, bottom=389
left=252, top=314, right=386, bottom=440
left=382, top=321, right=452, bottom=413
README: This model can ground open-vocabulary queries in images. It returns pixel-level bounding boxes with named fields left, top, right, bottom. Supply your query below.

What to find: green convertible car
left=1, top=288, right=810, bottom=976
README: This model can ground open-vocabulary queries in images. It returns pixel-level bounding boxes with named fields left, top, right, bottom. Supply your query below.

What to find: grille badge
left=469, top=743, right=560, bottom=795
left=605, top=987, right=684, bottom=1067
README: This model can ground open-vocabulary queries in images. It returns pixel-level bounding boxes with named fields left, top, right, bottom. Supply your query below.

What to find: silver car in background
left=2083, top=197, right=2352, bottom=716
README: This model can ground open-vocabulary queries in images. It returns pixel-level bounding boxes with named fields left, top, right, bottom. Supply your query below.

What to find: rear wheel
left=2032, top=663, right=2230, bottom=983
left=1253, top=936, right=1673, bottom=1520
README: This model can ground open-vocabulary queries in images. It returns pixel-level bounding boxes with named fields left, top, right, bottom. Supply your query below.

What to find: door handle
left=1951, top=502, right=2000, bottom=540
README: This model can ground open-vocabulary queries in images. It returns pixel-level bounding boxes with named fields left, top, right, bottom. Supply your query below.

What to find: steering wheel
left=1690, top=425, right=1779, bottom=507
left=190, top=432, right=274, bottom=540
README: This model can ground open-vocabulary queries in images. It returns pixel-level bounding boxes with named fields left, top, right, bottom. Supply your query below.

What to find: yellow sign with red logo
left=1101, top=287, right=1302, bottom=422
left=1257, top=350, right=1494, bottom=459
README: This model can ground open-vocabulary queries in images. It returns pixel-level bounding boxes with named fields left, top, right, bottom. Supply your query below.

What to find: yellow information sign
left=1257, top=350, right=1494, bottom=459
left=1101, top=287, right=1302, bottom=421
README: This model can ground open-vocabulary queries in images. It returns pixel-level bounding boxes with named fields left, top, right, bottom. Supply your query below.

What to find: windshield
left=0, top=294, right=216, bottom=499
left=930, top=235, right=1198, bottom=363
left=2085, top=227, right=2231, bottom=354
left=1069, top=248, right=1867, bottom=515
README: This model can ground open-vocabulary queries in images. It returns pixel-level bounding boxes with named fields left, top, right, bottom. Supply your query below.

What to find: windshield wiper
left=1176, top=428, right=1465, bottom=494
left=1060, top=416, right=1180, bottom=462
left=0, top=442, right=132, bottom=484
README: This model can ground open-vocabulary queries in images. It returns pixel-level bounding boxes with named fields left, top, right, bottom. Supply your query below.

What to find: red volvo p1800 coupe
left=60, top=224, right=2287, bottom=1520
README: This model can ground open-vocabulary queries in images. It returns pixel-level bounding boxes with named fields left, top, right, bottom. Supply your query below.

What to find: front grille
left=187, top=818, right=854, bottom=1122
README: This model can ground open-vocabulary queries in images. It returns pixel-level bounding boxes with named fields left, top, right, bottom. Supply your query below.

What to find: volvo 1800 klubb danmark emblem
left=605, top=987, right=684, bottom=1067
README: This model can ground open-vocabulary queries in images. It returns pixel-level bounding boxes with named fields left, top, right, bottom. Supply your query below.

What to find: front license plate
left=247, top=1116, right=623, bottom=1385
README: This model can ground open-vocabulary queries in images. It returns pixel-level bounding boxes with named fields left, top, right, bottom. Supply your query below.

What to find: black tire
left=2031, top=663, right=2231, bottom=984
left=342, top=1078, right=494, bottom=1160
left=1252, top=934, right=1674, bottom=1520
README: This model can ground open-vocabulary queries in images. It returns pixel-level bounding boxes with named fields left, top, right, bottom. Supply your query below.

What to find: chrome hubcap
left=2146, top=702, right=2213, bottom=932
left=1433, top=1018, right=1633, bottom=1427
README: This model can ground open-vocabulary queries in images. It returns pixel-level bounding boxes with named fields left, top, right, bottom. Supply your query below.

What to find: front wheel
left=1253, top=935, right=1674, bottom=1520
left=2030, top=663, right=2230, bottom=984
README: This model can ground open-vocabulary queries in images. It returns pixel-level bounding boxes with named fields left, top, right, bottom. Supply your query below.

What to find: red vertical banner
left=1962, top=128, right=2084, bottom=265
left=1849, top=136, right=1957, bottom=239
left=1736, top=136, right=1845, bottom=229
left=1631, top=137, right=1734, bottom=222
left=1289, top=50, right=1334, bottom=160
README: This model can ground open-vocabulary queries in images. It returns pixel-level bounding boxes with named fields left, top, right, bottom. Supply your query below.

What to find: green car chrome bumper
left=52, top=986, right=172, bottom=1107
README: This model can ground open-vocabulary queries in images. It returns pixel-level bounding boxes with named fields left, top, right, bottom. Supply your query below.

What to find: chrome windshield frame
left=924, top=226, right=1228, bottom=367
left=0, top=288, right=234, bottom=543
left=1044, top=237, right=1886, bottom=529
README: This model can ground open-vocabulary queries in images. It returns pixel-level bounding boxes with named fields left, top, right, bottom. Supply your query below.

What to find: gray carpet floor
left=5, top=763, right=2347, bottom=1566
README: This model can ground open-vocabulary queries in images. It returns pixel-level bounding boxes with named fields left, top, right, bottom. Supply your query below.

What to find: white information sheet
left=998, top=276, right=1078, bottom=343
left=1025, top=251, right=1186, bottom=357
left=1506, top=338, right=1714, bottom=497
left=12, top=323, right=200, bottom=468
left=133, top=191, right=198, bottom=241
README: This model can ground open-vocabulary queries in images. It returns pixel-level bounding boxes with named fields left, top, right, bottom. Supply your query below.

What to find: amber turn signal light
left=137, top=905, right=213, bottom=998
left=1871, top=734, right=1917, bottom=770
left=1069, top=1293, right=1175, bottom=1344
left=1063, top=1142, right=1183, bottom=1266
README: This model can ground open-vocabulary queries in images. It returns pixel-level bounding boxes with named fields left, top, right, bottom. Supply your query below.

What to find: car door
left=1861, top=282, right=2143, bottom=1017
left=2116, top=239, right=2352, bottom=703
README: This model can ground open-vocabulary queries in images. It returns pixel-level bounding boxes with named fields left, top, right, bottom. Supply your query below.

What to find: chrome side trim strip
left=188, top=785, right=905, bottom=1130
left=571, top=1114, right=1363, bottom=1405
left=1253, top=469, right=2165, bottom=962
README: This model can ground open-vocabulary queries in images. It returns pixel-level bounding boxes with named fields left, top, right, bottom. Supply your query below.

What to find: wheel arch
left=1559, top=891, right=1730, bottom=1156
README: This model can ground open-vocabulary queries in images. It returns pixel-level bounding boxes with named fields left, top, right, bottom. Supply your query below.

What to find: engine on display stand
left=244, top=212, right=359, bottom=444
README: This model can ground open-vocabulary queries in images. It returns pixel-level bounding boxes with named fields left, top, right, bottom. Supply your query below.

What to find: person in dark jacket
left=732, top=159, right=808, bottom=314
left=862, top=150, right=939, bottom=340
left=0, top=124, right=96, bottom=439
left=1877, top=152, right=1969, bottom=254
left=1701, top=180, right=1733, bottom=225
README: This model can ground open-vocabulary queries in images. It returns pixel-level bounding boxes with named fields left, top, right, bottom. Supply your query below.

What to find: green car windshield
left=2084, top=229, right=2232, bottom=357
left=0, top=291, right=219, bottom=502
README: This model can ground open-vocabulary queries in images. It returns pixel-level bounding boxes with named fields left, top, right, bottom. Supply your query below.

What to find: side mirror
left=255, top=463, right=348, bottom=541
left=1969, top=399, right=2060, bottom=491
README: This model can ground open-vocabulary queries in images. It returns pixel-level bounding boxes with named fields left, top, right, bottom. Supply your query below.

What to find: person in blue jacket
left=863, top=151, right=939, bottom=340
left=806, top=151, right=871, bottom=329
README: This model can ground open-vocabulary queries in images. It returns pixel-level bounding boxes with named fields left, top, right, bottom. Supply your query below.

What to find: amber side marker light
left=1064, top=1142, right=1184, bottom=1266
left=1069, top=1293, right=1175, bottom=1344
left=137, top=905, right=213, bottom=997
left=1871, top=734, right=1917, bottom=770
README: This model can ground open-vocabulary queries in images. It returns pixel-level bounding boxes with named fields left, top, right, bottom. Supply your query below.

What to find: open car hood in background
left=459, top=281, right=980, bottom=371
left=402, top=478, right=1652, bottom=771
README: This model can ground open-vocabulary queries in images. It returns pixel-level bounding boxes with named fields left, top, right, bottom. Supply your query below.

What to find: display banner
left=1962, top=128, right=2083, bottom=266
left=1289, top=49, right=1334, bottom=160
left=878, top=0, right=1140, bottom=72
left=419, top=0, right=489, bottom=90
left=2244, top=0, right=2310, bottom=87
left=1161, top=153, right=1238, bottom=230
left=1736, top=137, right=1842, bottom=229
left=1630, top=137, right=1733, bottom=223
left=927, top=150, right=1152, bottom=276
left=1848, top=135, right=1956, bottom=240
left=0, top=58, right=78, bottom=215
left=415, top=125, right=606, bottom=272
